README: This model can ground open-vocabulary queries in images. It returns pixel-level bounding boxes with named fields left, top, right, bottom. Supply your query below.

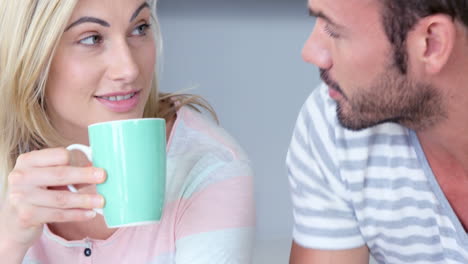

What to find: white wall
left=157, top=2, right=378, bottom=263
left=157, top=1, right=349, bottom=263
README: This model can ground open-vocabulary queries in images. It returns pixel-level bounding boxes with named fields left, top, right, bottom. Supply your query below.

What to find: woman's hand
left=0, top=148, right=106, bottom=253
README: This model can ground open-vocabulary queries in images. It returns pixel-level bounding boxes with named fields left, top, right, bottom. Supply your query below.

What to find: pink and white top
left=23, top=106, right=255, bottom=264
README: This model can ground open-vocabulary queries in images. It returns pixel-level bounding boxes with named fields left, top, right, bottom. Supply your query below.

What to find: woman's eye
left=79, top=35, right=103, bottom=46
left=131, top=23, right=151, bottom=36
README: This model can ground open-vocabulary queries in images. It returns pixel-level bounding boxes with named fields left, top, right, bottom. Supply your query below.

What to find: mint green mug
left=66, top=118, right=166, bottom=228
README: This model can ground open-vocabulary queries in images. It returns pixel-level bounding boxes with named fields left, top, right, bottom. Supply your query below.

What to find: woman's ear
left=407, top=14, right=456, bottom=74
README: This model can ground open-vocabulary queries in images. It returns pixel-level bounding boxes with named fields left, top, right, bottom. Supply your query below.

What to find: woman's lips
left=95, top=91, right=141, bottom=113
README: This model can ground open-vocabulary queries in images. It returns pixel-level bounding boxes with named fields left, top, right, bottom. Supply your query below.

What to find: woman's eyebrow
left=130, top=2, right=150, bottom=22
left=64, top=2, right=149, bottom=32
left=65, top=17, right=110, bottom=32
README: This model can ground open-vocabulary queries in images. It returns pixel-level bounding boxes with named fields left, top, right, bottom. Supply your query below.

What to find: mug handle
left=66, top=144, right=103, bottom=215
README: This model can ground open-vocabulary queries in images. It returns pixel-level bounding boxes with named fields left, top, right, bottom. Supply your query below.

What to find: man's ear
left=408, top=14, right=456, bottom=74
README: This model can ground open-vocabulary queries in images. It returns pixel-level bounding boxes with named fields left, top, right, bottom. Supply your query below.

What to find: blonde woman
left=0, top=0, right=255, bottom=263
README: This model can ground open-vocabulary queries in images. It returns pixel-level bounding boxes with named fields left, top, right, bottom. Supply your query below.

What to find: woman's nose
left=107, top=41, right=140, bottom=84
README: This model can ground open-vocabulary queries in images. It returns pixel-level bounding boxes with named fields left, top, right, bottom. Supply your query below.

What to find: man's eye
left=324, top=24, right=340, bottom=38
left=79, top=35, right=103, bottom=46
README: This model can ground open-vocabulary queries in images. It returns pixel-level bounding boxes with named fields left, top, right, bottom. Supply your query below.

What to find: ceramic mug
left=66, top=118, right=166, bottom=228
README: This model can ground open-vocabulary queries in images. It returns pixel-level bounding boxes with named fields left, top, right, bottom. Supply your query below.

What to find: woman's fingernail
left=93, top=196, right=104, bottom=208
left=85, top=211, right=97, bottom=218
left=94, top=169, right=104, bottom=181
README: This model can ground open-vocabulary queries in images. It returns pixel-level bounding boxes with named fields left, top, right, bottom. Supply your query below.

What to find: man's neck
left=415, top=58, right=468, bottom=174
left=417, top=119, right=468, bottom=231
left=417, top=119, right=468, bottom=177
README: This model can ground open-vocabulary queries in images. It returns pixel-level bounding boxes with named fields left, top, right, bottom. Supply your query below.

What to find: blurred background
left=157, top=0, right=319, bottom=263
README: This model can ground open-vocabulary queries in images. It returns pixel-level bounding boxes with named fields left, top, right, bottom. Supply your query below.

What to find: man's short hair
left=380, top=0, right=468, bottom=74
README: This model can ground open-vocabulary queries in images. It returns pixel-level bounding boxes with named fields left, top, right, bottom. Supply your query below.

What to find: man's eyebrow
left=130, top=2, right=150, bottom=22
left=308, top=7, right=342, bottom=28
left=65, top=17, right=110, bottom=32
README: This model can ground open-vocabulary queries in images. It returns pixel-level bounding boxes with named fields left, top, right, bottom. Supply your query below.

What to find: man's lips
left=328, top=87, right=342, bottom=100
left=319, top=69, right=346, bottom=99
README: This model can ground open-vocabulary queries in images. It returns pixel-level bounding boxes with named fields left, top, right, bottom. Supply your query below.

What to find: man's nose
left=302, top=23, right=332, bottom=70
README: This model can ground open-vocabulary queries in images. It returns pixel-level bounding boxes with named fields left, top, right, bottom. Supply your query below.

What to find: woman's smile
left=94, top=90, right=142, bottom=113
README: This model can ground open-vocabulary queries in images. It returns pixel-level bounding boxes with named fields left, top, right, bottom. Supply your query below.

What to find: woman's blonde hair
left=0, top=0, right=216, bottom=198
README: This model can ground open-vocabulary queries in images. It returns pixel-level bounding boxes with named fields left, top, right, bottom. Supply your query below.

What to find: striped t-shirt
left=23, top=106, right=255, bottom=264
left=287, top=83, right=468, bottom=263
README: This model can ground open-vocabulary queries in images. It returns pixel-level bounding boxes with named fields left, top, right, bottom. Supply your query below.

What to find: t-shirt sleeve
left=173, top=156, right=255, bottom=264
left=287, top=84, right=365, bottom=250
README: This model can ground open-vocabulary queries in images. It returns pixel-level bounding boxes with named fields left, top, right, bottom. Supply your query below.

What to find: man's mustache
left=320, top=69, right=344, bottom=95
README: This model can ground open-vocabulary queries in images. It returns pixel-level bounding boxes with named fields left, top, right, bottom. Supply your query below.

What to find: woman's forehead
left=69, top=0, right=152, bottom=20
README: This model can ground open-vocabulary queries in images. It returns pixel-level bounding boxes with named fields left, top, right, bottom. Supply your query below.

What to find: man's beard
left=320, top=68, right=446, bottom=131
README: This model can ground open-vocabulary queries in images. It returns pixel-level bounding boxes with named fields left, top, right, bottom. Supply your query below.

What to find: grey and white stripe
left=287, top=83, right=468, bottom=263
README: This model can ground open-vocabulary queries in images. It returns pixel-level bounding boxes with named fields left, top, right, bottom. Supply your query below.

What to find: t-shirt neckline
left=409, top=130, right=468, bottom=244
